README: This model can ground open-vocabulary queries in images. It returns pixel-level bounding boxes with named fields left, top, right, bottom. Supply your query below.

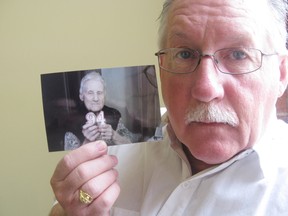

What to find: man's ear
left=278, top=54, right=288, bottom=97
left=79, top=94, right=84, bottom=101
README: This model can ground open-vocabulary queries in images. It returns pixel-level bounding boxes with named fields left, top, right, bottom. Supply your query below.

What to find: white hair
left=158, top=0, right=288, bottom=52
left=79, top=71, right=106, bottom=95
left=185, top=103, right=239, bottom=127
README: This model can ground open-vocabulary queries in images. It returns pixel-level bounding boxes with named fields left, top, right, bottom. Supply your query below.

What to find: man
left=50, top=0, right=288, bottom=215
left=64, top=71, right=132, bottom=150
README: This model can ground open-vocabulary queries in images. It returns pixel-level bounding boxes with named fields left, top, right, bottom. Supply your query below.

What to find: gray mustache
left=185, top=104, right=239, bottom=127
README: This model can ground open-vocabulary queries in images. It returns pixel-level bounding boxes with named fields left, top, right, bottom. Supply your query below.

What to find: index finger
left=100, top=124, right=111, bottom=130
left=52, top=141, right=108, bottom=182
left=82, top=123, right=97, bottom=130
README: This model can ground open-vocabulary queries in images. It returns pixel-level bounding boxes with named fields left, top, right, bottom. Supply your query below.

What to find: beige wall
left=0, top=0, right=163, bottom=215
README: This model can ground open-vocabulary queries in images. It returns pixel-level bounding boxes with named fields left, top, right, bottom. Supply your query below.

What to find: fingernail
left=96, top=141, right=107, bottom=151
left=111, top=155, right=118, bottom=165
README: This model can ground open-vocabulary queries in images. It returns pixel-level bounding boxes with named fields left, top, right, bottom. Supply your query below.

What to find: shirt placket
left=157, top=177, right=202, bottom=216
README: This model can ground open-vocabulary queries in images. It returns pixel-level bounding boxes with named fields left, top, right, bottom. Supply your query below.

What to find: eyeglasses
left=155, top=47, right=278, bottom=75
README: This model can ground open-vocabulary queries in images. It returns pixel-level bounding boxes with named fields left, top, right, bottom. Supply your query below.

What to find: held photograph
left=41, top=65, right=162, bottom=152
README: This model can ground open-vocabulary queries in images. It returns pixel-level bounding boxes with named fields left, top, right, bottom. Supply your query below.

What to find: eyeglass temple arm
left=155, top=51, right=166, bottom=56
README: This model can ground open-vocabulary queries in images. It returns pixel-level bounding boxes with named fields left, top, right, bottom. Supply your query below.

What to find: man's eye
left=178, top=51, right=191, bottom=59
left=175, top=50, right=196, bottom=59
left=176, top=50, right=191, bottom=59
left=231, top=50, right=247, bottom=60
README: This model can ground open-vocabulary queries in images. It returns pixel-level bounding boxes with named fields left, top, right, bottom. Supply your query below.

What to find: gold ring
left=79, top=189, right=93, bottom=204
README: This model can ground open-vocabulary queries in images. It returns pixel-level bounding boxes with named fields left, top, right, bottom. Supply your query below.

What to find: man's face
left=160, top=0, right=287, bottom=165
left=80, top=79, right=105, bottom=112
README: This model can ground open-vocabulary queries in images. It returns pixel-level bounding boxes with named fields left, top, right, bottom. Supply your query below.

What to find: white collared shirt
left=109, top=119, right=288, bottom=216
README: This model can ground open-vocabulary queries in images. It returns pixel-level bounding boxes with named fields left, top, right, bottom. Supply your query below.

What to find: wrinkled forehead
left=166, top=0, right=273, bottom=47
left=168, top=0, right=271, bottom=19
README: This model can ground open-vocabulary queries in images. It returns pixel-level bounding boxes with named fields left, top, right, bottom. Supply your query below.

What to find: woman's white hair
left=79, top=71, right=106, bottom=96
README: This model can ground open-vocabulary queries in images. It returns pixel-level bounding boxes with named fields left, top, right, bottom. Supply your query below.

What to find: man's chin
left=182, top=133, right=241, bottom=163
left=192, top=149, right=237, bottom=165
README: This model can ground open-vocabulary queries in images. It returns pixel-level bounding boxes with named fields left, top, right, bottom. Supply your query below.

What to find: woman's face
left=80, top=79, right=105, bottom=112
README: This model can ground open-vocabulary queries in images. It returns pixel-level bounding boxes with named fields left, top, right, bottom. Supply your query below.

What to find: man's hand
left=50, top=141, right=120, bottom=216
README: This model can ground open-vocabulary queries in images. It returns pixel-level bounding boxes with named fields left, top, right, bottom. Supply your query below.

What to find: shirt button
left=182, top=182, right=190, bottom=189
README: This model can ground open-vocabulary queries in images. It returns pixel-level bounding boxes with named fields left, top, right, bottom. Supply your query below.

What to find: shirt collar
left=252, top=118, right=288, bottom=177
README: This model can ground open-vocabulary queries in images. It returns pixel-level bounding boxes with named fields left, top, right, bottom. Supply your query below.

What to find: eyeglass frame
left=155, top=47, right=278, bottom=75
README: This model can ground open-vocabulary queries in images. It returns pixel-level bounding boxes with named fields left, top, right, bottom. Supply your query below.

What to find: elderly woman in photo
left=64, top=71, right=132, bottom=150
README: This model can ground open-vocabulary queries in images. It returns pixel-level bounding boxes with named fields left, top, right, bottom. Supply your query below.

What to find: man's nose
left=190, top=56, right=224, bottom=103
